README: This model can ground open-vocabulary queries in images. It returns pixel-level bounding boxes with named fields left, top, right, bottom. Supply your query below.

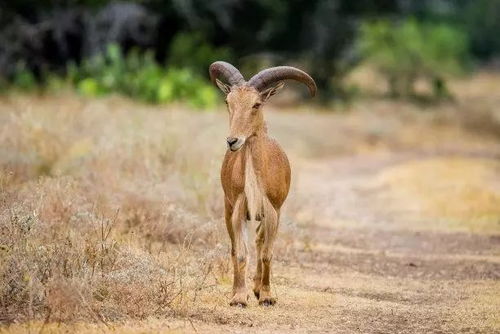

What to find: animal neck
left=245, top=127, right=266, bottom=162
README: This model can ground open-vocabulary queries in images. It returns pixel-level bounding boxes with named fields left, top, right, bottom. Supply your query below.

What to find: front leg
left=228, top=194, right=249, bottom=307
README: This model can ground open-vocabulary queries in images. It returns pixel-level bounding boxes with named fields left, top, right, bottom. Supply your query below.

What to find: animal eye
left=252, top=103, right=261, bottom=109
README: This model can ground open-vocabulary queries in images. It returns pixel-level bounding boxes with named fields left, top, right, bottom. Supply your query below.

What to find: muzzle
left=226, top=137, right=245, bottom=151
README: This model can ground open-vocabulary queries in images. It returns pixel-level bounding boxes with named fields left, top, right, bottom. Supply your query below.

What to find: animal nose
left=226, top=137, right=238, bottom=147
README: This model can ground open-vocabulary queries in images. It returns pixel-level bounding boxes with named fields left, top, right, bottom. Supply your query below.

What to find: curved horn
left=248, top=66, right=317, bottom=97
left=209, top=61, right=245, bottom=86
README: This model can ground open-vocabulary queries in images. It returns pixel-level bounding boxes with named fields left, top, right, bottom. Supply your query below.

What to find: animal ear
left=260, top=81, right=285, bottom=102
left=215, top=78, right=231, bottom=95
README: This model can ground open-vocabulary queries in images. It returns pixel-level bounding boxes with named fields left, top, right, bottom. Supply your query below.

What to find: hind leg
left=253, top=222, right=264, bottom=299
left=259, top=200, right=279, bottom=306
left=228, top=194, right=249, bottom=307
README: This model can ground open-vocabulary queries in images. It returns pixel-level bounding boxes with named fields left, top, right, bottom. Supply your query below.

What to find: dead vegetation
left=0, top=73, right=499, bottom=332
left=0, top=96, right=228, bottom=324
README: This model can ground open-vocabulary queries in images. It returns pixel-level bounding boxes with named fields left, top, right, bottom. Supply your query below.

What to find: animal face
left=225, top=86, right=263, bottom=151
left=217, top=81, right=284, bottom=151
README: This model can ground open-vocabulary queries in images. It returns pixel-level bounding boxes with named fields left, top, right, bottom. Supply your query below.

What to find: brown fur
left=220, top=85, right=291, bottom=306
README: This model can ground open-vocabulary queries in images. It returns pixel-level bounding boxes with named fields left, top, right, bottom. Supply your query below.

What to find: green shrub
left=68, top=44, right=219, bottom=109
left=358, top=18, right=469, bottom=99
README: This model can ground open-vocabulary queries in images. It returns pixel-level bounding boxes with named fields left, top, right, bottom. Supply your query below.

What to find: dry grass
left=0, top=95, right=228, bottom=324
left=0, top=74, right=499, bottom=332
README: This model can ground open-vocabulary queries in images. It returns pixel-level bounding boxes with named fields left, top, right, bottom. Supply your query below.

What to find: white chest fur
left=244, top=149, right=263, bottom=222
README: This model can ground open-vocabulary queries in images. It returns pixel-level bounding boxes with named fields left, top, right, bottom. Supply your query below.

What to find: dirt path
left=194, top=152, right=499, bottom=333
left=167, top=152, right=498, bottom=333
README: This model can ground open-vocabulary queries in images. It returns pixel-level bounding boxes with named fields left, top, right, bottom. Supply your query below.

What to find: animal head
left=209, top=61, right=316, bottom=151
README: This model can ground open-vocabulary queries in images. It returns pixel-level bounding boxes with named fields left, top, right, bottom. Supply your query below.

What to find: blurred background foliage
left=358, top=19, right=469, bottom=99
left=0, top=0, right=499, bottom=107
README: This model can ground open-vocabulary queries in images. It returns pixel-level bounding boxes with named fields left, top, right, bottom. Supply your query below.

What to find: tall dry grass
left=0, top=95, right=230, bottom=324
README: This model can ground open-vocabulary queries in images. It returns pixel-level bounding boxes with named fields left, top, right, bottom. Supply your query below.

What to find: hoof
left=229, top=301, right=247, bottom=308
left=258, top=297, right=276, bottom=306
left=229, top=293, right=248, bottom=307
left=253, top=290, right=260, bottom=300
